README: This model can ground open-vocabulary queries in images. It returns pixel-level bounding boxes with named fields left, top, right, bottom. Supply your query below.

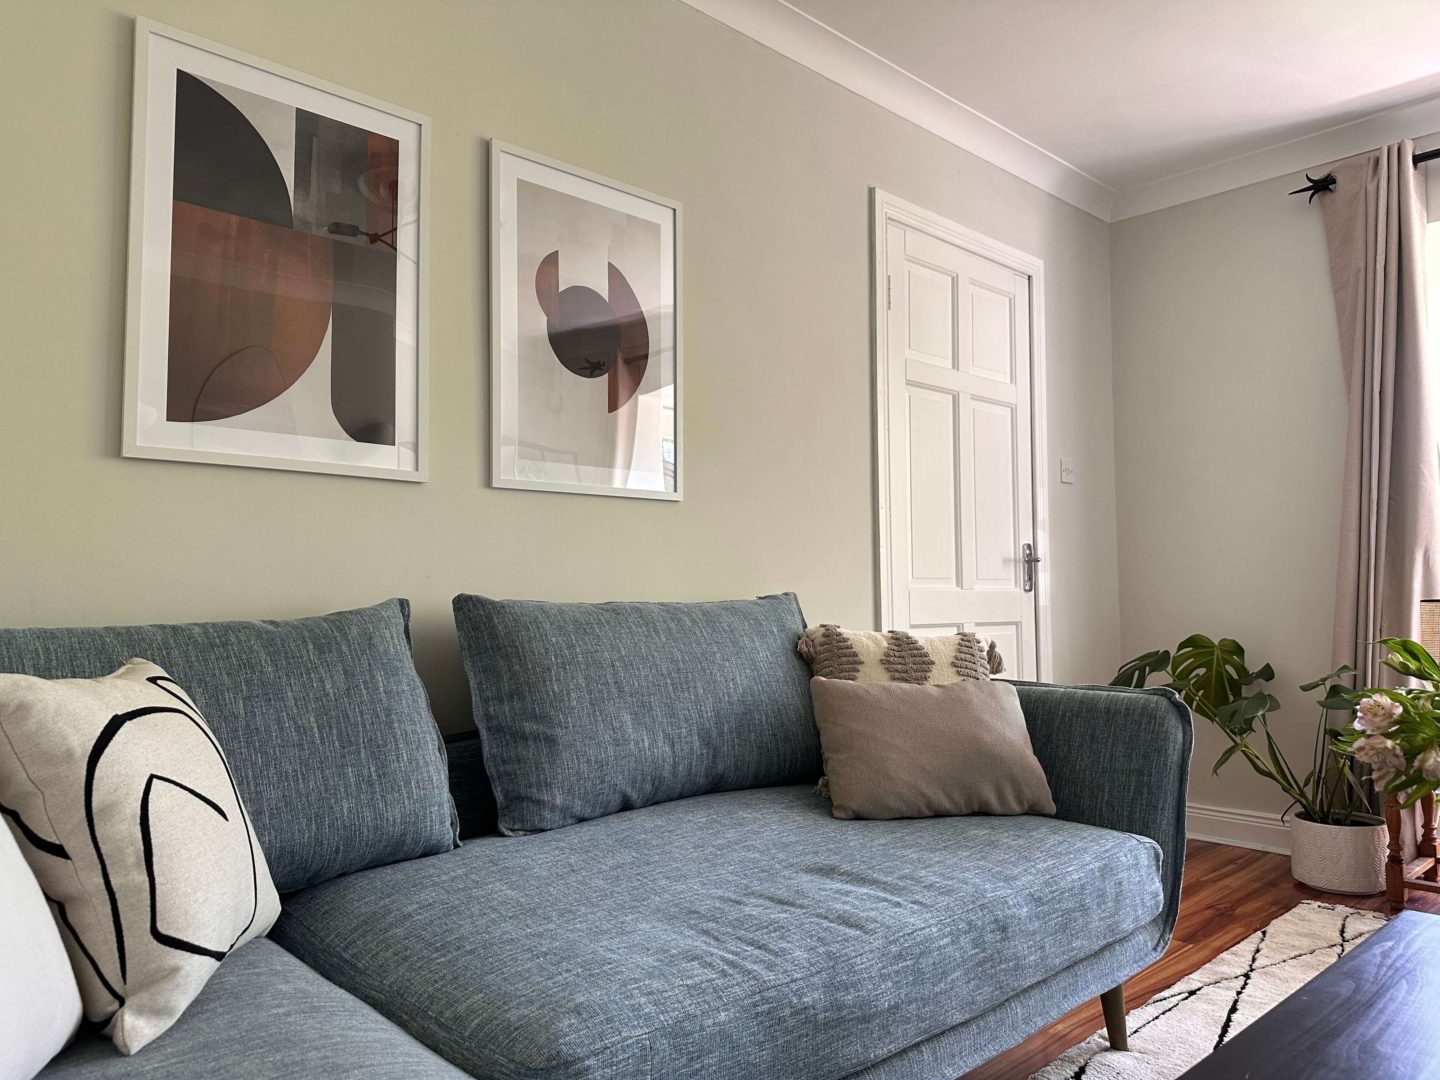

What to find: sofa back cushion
left=0, top=600, right=457, bottom=892
left=452, top=593, right=819, bottom=834
left=443, top=733, right=497, bottom=838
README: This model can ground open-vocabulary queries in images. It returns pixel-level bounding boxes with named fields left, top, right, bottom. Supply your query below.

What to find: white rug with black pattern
left=1029, top=901, right=1387, bottom=1080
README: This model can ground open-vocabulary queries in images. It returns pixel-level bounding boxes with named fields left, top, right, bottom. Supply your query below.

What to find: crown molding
left=675, top=0, right=1118, bottom=222
left=678, top=0, right=1440, bottom=224
left=1113, top=92, right=1440, bottom=220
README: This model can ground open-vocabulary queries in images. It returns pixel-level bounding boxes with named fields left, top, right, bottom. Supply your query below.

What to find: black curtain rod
left=1291, top=147, right=1440, bottom=201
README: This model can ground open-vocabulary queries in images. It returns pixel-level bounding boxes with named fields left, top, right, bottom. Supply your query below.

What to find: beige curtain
left=1319, top=140, right=1440, bottom=687
left=1320, top=140, right=1440, bottom=858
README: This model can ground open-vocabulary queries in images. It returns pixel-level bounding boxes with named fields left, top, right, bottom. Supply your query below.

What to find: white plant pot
left=1289, top=814, right=1388, bottom=895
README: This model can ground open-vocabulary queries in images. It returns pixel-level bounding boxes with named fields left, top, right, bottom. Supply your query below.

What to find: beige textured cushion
left=809, top=677, right=1056, bottom=820
left=797, top=625, right=1002, bottom=683
left=0, top=660, right=280, bottom=1055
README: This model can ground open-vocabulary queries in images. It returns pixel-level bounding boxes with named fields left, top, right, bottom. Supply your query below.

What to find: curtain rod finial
left=1290, top=172, right=1337, bottom=202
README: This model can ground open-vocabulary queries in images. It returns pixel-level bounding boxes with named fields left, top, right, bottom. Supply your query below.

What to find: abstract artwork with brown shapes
left=492, top=143, right=678, bottom=499
left=534, top=252, right=649, bottom=413
left=126, top=25, right=425, bottom=481
left=166, top=71, right=399, bottom=444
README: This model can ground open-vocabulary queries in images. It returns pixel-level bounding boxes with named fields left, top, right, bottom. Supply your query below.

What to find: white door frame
left=870, top=188, right=1054, bottom=681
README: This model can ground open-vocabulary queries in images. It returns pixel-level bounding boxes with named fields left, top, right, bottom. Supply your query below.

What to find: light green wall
left=0, top=0, right=1121, bottom=732
left=1111, top=178, right=1349, bottom=815
left=1112, top=158, right=1440, bottom=818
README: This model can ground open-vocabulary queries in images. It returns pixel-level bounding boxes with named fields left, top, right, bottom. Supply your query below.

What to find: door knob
left=1022, top=543, right=1041, bottom=593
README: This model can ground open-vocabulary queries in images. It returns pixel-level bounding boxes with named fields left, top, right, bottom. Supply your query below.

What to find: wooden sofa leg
left=1101, top=985, right=1128, bottom=1051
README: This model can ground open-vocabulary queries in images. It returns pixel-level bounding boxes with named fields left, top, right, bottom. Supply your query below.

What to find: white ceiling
left=679, top=0, right=1440, bottom=220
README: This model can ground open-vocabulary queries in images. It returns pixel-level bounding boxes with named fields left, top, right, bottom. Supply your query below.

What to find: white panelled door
left=877, top=204, right=1045, bottom=680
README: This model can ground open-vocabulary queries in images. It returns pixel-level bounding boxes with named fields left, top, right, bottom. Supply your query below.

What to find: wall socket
left=1059, top=457, right=1077, bottom=485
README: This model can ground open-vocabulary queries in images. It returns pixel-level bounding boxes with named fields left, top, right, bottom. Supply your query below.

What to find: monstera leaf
left=1170, top=634, right=1269, bottom=721
left=1214, top=690, right=1281, bottom=738
left=1302, top=665, right=1360, bottom=711
left=1299, top=665, right=1356, bottom=693
left=1113, top=632, right=1281, bottom=736
left=1111, top=649, right=1171, bottom=689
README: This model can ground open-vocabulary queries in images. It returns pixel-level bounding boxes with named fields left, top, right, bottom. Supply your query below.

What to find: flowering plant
left=1332, top=638, right=1440, bottom=808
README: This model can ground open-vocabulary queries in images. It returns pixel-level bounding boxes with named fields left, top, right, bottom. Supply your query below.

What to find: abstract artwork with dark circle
left=534, top=250, right=650, bottom=413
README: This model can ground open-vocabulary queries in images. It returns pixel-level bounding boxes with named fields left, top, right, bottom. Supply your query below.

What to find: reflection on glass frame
left=490, top=141, right=681, bottom=500
left=123, top=19, right=429, bottom=481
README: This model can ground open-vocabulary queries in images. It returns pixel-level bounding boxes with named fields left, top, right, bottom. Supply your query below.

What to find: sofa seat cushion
left=36, top=939, right=467, bottom=1079
left=273, top=785, right=1166, bottom=1080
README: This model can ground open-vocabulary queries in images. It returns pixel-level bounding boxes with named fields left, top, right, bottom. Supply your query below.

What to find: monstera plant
left=1114, top=635, right=1382, bottom=892
left=1112, top=636, right=1369, bottom=826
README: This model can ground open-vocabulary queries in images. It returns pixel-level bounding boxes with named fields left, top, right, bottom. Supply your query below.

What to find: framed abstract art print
left=123, top=20, right=429, bottom=481
left=490, top=142, right=681, bottom=500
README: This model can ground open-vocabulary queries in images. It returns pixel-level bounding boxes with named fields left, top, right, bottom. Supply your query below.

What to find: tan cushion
left=809, top=677, right=1056, bottom=820
left=797, top=625, right=1001, bottom=683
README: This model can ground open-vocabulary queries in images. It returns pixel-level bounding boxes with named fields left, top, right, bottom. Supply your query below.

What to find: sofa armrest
left=1014, top=682, right=1193, bottom=941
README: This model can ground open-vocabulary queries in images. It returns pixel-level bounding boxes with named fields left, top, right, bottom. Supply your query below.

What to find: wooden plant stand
left=1387, top=791, right=1440, bottom=911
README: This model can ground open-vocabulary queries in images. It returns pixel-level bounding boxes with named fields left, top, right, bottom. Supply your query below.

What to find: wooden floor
left=959, top=840, right=1440, bottom=1080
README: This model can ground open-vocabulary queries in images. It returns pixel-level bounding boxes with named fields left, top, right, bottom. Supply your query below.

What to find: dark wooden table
left=1178, top=909, right=1440, bottom=1080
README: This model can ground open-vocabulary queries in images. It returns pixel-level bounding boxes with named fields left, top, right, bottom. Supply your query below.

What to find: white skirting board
left=1185, top=802, right=1291, bottom=855
left=1188, top=801, right=1424, bottom=861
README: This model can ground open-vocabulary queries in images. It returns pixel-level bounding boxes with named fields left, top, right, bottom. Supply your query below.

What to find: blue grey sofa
left=7, top=598, right=1192, bottom=1080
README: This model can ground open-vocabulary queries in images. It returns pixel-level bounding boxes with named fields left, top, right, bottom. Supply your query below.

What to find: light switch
left=1059, top=457, right=1076, bottom=485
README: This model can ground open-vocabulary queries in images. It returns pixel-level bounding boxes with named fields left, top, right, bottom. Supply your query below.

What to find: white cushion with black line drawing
left=0, top=660, right=280, bottom=1055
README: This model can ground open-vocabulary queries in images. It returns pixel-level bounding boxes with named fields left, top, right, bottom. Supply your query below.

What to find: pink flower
left=1353, top=734, right=1406, bottom=776
left=1419, top=747, right=1440, bottom=782
left=1354, top=694, right=1402, bottom=734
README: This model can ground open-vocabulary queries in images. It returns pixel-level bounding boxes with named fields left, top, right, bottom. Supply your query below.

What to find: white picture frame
left=490, top=141, right=682, bottom=500
left=123, top=19, right=430, bottom=482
